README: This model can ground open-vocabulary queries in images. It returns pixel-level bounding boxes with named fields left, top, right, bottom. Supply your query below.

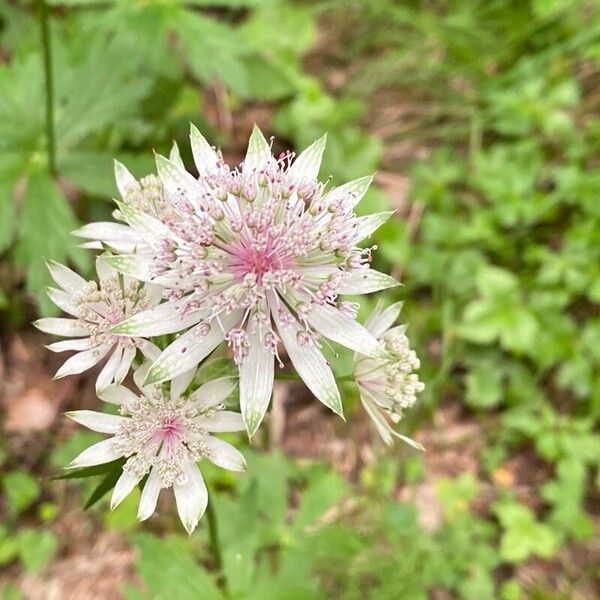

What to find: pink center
left=229, top=239, right=290, bottom=285
left=155, top=416, right=183, bottom=448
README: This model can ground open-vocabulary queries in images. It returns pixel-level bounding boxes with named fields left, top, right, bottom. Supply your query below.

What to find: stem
left=38, top=0, right=56, bottom=176
left=205, top=497, right=225, bottom=585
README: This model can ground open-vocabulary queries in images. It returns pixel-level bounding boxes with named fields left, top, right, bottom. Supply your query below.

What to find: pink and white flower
left=34, top=257, right=161, bottom=392
left=354, top=301, right=425, bottom=449
left=75, top=125, right=397, bottom=435
left=66, top=364, right=245, bottom=534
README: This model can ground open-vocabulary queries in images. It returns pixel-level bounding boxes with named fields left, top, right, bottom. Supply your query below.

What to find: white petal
left=133, top=361, right=152, bottom=392
left=35, top=317, right=89, bottom=337
left=138, top=340, right=162, bottom=361
left=95, top=255, right=118, bottom=280
left=169, top=141, right=185, bottom=168
left=170, top=368, right=197, bottom=402
left=99, top=384, right=139, bottom=406
left=322, top=175, right=373, bottom=211
left=47, top=287, right=78, bottom=316
left=46, top=260, right=86, bottom=293
left=114, top=199, right=172, bottom=242
left=145, top=311, right=242, bottom=384
left=307, top=303, right=384, bottom=358
left=111, top=468, right=143, bottom=510
left=354, top=210, right=394, bottom=241
left=190, top=124, right=219, bottom=177
left=55, top=346, right=111, bottom=379
left=73, top=222, right=143, bottom=245
left=201, top=436, right=246, bottom=472
left=239, top=323, right=274, bottom=437
left=111, top=302, right=204, bottom=337
left=137, top=468, right=161, bottom=521
left=115, top=346, right=136, bottom=384
left=195, top=411, right=245, bottom=432
left=174, top=458, right=208, bottom=534
left=101, top=254, right=154, bottom=282
left=68, top=438, right=122, bottom=469
left=271, top=297, right=343, bottom=417
left=96, top=346, right=123, bottom=392
left=289, top=134, right=326, bottom=182
left=156, top=153, right=203, bottom=206
left=365, top=301, right=403, bottom=338
left=66, top=410, right=126, bottom=434
left=189, top=377, right=237, bottom=411
left=338, top=269, right=399, bottom=295
left=46, top=338, right=92, bottom=353
left=243, top=125, right=271, bottom=173
left=114, top=160, right=139, bottom=198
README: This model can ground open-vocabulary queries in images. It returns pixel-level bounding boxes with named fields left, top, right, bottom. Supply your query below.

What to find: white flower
left=66, top=364, right=245, bottom=534
left=74, top=125, right=397, bottom=436
left=34, top=257, right=161, bottom=392
left=354, top=301, right=425, bottom=450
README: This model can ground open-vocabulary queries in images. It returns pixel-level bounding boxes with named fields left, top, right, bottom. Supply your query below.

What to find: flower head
left=354, top=301, right=424, bottom=449
left=34, top=257, right=161, bottom=391
left=75, top=125, right=398, bottom=435
left=66, top=364, right=245, bottom=533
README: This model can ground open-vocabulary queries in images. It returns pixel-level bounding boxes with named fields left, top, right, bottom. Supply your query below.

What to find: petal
left=190, top=124, right=219, bottom=177
left=137, top=468, right=161, bottom=521
left=271, top=297, right=343, bottom=417
left=96, top=346, right=123, bottom=392
left=145, top=311, right=242, bottom=384
left=98, top=384, right=139, bottom=406
left=68, top=438, right=122, bottom=469
left=170, top=368, right=197, bottom=402
left=174, top=458, right=208, bottom=534
left=47, top=287, right=78, bottom=316
left=354, top=210, right=394, bottom=241
left=46, top=338, right=92, bottom=353
left=114, top=346, right=136, bottom=384
left=243, top=125, right=271, bottom=173
left=195, top=411, right=245, bottom=432
left=189, top=377, right=237, bottom=411
left=338, top=269, right=399, bottom=295
left=114, top=199, right=172, bottom=242
left=138, top=339, right=162, bottom=361
left=66, top=410, right=126, bottom=434
left=54, top=346, right=111, bottom=379
left=111, top=467, right=143, bottom=510
left=239, top=323, right=274, bottom=437
left=306, top=303, right=385, bottom=358
left=114, top=160, right=139, bottom=198
left=169, top=141, right=185, bottom=168
left=34, top=317, right=89, bottom=337
left=101, top=254, right=154, bottom=282
left=111, top=302, right=204, bottom=337
left=289, top=134, right=326, bottom=182
left=46, top=260, right=86, bottom=294
left=364, top=301, right=403, bottom=339
left=322, top=175, right=373, bottom=211
left=95, top=255, right=118, bottom=280
left=156, top=153, right=203, bottom=206
left=201, top=436, right=246, bottom=472
left=73, top=222, right=143, bottom=245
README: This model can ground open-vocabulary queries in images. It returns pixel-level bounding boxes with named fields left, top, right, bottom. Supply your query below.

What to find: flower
left=66, top=364, right=245, bottom=533
left=34, top=257, right=161, bottom=392
left=75, top=125, right=398, bottom=436
left=354, top=301, right=424, bottom=449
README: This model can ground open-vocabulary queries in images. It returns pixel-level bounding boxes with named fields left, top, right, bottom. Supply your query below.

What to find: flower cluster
left=38, top=125, right=424, bottom=532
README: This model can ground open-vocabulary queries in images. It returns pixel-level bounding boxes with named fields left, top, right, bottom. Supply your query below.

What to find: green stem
left=38, top=0, right=56, bottom=176
left=205, top=497, right=225, bottom=586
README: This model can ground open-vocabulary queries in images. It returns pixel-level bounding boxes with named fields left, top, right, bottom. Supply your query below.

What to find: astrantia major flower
left=66, top=365, right=245, bottom=534
left=75, top=125, right=398, bottom=435
left=34, top=257, right=161, bottom=391
left=354, top=301, right=425, bottom=450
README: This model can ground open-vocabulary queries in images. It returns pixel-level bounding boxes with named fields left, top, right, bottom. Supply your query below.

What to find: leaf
left=85, top=461, right=126, bottom=509
left=14, top=174, right=90, bottom=315
left=52, top=457, right=126, bottom=481
left=2, top=471, right=40, bottom=517
left=16, top=529, right=57, bottom=574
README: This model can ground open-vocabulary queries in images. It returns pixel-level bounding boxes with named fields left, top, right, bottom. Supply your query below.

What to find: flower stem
left=205, top=497, right=225, bottom=585
left=38, top=0, right=57, bottom=176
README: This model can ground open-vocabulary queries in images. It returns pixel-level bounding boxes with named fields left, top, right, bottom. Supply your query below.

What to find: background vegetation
left=0, top=0, right=599, bottom=598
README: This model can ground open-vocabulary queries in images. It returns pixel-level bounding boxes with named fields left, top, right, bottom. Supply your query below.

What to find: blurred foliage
left=1, top=0, right=600, bottom=598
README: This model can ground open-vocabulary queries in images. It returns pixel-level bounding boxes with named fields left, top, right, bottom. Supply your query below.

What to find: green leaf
left=16, top=529, right=57, bottom=573
left=85, top=461, right=126, bottom=509
left=14, top=174, right=90, bottom=315
left=2, top=471, right=40, bottom=517
left=52, top=458, right=126, bottom=481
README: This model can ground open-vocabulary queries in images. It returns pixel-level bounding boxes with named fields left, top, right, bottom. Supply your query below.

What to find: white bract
left=66, top=365, right=245, bottom=533
left=354, top=301, right=425, bottom=450
left=75, top=125, right=397, bottom=435
left=35, top=257, right=161, bottom=392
